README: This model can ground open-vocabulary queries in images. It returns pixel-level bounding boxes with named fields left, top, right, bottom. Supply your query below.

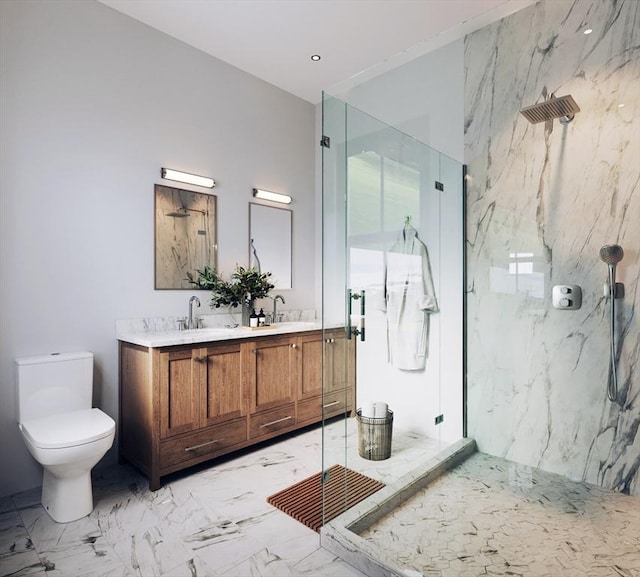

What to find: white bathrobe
left=383, top=227, right=438, bottom=371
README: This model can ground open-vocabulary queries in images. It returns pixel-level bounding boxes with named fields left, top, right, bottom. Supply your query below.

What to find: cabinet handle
left=260, top=415, right=293, bottom=428
left=325, top=338, right=335, bottom=344
left=194, top=356, right=207, bottom=363
left=323, top=400, right=340, bottom=409
left=291, top=343, right=297, bottom=349
left=185, top=438, right=222, bottom=451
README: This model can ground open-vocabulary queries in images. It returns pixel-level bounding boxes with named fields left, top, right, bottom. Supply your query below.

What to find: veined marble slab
left=464, top=0, right=639, bottom=494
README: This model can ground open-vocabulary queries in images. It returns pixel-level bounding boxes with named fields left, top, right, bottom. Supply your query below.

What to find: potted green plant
left=186, top=264, right=274, bottom=326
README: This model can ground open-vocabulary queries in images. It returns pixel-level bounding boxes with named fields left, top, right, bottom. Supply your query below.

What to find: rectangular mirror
left=249, top=202, right=292, bottom=289
left=155, top=184, right=217, bottom=289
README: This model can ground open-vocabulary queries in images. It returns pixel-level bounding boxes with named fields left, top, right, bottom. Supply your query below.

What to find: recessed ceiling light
left=583, top=28, right=593, bottom=35
left=311, top=54, right=321, bottom=62
left=618, top=103, right=625, bottom=108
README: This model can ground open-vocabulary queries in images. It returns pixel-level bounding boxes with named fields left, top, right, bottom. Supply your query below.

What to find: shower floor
left=359, top=452, right=640, bottom=577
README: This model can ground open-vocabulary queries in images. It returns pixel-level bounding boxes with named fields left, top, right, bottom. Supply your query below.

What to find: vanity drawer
left=298, top=389, right=352, bottom=424
left=249, top=404, right=296, bottom=439
left=160, top=417, right=247, bottom=468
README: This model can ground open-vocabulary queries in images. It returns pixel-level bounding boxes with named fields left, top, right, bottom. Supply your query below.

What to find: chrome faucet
left=188, top=296, right=201, bottom=329
left=272, top=294, right=285, bottom=324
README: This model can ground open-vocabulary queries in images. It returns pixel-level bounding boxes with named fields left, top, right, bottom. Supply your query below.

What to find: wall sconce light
left=161, top=168, right=215, bottom=188
left=252, top=188, right=292, bottom=204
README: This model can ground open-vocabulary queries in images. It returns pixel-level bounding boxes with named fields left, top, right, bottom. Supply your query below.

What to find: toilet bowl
left=16, top=352, right=116, bottom=523
left=19, top=408, right=115, bottom=523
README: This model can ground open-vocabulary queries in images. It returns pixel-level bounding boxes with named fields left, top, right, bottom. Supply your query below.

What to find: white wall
left=0, top=0, right=315, bottom=497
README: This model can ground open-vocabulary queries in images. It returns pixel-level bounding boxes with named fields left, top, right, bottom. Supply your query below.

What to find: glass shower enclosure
left=320, top=93, right=465, bottom=528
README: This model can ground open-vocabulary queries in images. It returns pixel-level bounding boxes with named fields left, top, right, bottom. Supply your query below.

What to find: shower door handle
left=347, top=289, right=366, bottom=342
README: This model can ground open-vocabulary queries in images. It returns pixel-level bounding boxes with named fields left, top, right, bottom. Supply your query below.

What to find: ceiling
left=99, top=0, right=535, bottom=104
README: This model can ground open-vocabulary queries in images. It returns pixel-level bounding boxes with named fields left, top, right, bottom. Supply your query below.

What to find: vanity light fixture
left=161, top=168, right=215, bottom=188
left=252, top=188, right=292, bottom=204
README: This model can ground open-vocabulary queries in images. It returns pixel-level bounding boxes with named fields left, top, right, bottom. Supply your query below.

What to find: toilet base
left=41, top=468, right=93, bottom=523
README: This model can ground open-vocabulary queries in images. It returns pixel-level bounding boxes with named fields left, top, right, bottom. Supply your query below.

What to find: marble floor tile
left=35, top=539, right=133, bottom=577
left=0, top=509, right=43, bottom=577
left=293, top=547, right=370, bottom=577
left=219, top=547, right=304, bottom=577
left=17, top=505, right=103, bottom=555
left=189, top=530, right=267, bottom=575
left=110, top=524, right=198, bottom=577
left=158, top=555, right=216, bottom=577
left=91, top=493, right=165, bottom=546
left=4, top=418, right=632, bottom=577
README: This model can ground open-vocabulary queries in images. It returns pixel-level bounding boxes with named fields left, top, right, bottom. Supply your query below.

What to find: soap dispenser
left=258, top=308, right=266, bottom=327
left=250, top=309, right=258, bottom=328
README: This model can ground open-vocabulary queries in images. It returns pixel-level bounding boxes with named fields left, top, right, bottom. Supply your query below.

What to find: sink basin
left=184, top=327, right=237, bottom=334
left=270, top=321, right=319, bottom=331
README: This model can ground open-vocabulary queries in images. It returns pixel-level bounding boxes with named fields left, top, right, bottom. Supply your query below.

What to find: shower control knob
left=552, top=285, right=582, bottom=310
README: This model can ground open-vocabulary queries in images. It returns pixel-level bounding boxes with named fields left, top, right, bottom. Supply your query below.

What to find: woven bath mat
left=267, top=464, right=385, bottom=532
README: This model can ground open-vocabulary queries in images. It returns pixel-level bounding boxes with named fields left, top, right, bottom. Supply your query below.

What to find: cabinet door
left=296, top=331, right=323, bottom=401
left=245, top=336, right=295, bottom=414
left=159, top=349, right=198, bottom=439
left=325, top=329, right=356, bottom=393
left=199, top=342, right=245, bottom=428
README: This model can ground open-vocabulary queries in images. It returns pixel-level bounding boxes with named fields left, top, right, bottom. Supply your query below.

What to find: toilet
left=16, top=351, right=115, bottom=523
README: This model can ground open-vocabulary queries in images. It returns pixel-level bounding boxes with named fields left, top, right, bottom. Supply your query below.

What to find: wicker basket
left=356, top=409, right=393, bottom=460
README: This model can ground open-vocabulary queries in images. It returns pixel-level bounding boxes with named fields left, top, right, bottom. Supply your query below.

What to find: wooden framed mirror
left=155, top=184, right=217, bottom=289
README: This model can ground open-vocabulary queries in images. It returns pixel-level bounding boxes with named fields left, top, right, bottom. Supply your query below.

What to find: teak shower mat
left=267, top=464, right=385, bottom=532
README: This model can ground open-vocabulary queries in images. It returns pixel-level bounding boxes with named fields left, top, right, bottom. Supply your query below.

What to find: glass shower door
left=321, top=93, right=464, bottom=529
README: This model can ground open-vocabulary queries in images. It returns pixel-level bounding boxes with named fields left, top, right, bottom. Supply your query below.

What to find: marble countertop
left=117, top=321, right=324, bottom=347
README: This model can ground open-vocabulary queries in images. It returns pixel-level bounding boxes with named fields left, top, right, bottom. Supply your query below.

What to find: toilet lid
left=20, top=408, right=115, bottom=449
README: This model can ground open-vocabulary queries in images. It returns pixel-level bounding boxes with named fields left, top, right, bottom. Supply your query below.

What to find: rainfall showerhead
left=600, top=244, right=624, bottom=266
left=520, top=94, right=580, bottom=124
left=166, top=207, right=190, bottom=218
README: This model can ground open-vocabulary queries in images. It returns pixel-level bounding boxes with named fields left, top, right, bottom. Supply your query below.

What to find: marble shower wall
left=464, top=0, right=639, bottom=494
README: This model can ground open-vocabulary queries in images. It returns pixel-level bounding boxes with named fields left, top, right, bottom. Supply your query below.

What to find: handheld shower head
left=599, top=244, right=624, bottom=266
left=600, top=244, right=624, bottom=403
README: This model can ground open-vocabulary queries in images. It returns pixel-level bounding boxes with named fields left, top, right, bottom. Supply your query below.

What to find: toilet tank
left=15, top=352, right=94, bottom=423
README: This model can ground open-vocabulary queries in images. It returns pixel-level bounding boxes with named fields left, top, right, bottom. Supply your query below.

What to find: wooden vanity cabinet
left=295, top=328, right=356, bottom=426
left=159, top=343, right=244, bottom=438
left=246, top=336, right=295, bottom=414
left=157, top=342, right=247, bottom=476
left=159, top=342, right=246, bottom=436
left=120, top=341, right=247, bottom=490
left=119, top=329, right=355, bottom=490
left=245, top=335, right=297, bottom=440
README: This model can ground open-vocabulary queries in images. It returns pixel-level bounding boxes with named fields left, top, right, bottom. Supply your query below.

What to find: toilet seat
left=20, top=408, right=115, bottom=449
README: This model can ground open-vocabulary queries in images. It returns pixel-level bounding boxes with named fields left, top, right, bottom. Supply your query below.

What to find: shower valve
left=552, top=285, right=582, bottom=310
